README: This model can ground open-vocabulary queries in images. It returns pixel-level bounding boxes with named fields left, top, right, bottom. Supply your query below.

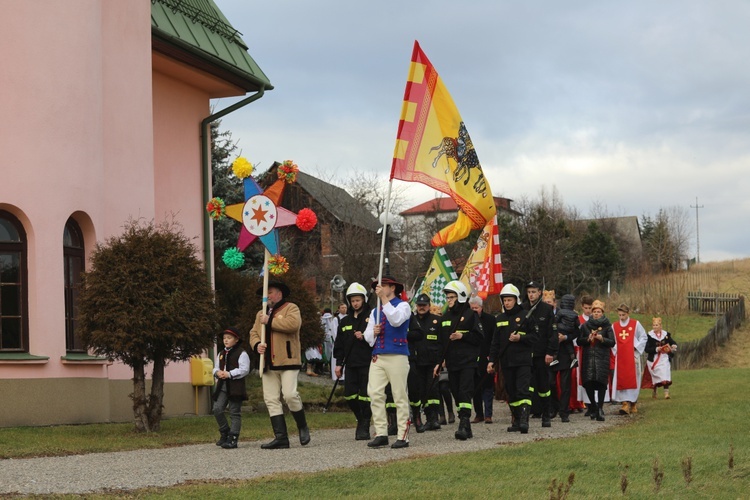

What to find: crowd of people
left=209, top=277, right=677, bottom=450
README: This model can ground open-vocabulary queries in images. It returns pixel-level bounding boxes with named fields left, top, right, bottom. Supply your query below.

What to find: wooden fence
left=687, top=292, right=742, bottom=315
left=673, top=296, right=746, bottom=370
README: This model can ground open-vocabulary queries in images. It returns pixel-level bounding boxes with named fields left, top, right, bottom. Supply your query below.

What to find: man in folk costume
left=334, top=283, right=373, bottom=440
left=644, top=317, right=678, bottom=400
left=364, top=275, right=412, bottom=449
left=250, top=281, right=310, bottom=449
left=488, top=284, right=537, bottom=434
left=437, top=280, right=483, bottom=440
left=524, top=281, right=558, bottom=428
left=611, top=303, right=647, bottom=415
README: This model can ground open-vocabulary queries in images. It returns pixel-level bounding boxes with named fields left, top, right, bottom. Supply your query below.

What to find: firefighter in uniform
left=334, top=283, right=373, bottom=440
left=524, top=281, right=558, bottom=428
left=408, top=293, right=443, bottom=431
left=435, top=281, right=483, bottom=440
left=488, top=284, right=538, bottom=434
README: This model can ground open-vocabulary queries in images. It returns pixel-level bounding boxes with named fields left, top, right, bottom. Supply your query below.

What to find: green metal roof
left=151, top=0, right=273, bottom=91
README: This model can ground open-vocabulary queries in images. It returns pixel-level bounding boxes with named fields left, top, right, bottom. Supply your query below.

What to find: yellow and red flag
left=391, top=41, right=496, bottom=246
left=459, top=215, right=503, bottom=299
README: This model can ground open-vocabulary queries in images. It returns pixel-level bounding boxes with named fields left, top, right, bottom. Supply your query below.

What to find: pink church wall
left=0, top=1, right=197, bottom=387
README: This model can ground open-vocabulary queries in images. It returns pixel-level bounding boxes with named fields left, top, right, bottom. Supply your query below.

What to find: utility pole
left=690, top=197, right=704, bottom=263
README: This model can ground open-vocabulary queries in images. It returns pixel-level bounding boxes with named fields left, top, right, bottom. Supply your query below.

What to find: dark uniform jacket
left=333, top=306, right=372, bottom=369
left=409, top=311, right=443, bottom=367
left=524, top=299, right=558, bottom=358
left=440, top=302, right=483, bottom=370
left=490, top=304, right=537, bottom=368
left=578, top=317, right=616, bottom=386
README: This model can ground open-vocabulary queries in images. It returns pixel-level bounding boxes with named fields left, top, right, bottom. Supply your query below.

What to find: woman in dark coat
left=578, top=300, right=615, bottom=421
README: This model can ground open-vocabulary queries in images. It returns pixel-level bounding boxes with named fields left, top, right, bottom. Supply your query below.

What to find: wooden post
left=258, top=249, right=270, bottom=377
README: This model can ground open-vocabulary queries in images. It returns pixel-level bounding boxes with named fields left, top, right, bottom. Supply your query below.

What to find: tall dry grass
left=612, top=258, right=750, bottom=317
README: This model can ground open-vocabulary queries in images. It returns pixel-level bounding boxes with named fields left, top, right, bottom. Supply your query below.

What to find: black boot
left=216, top=427, right=229, bottom=446
left=221, top=433, right=239, bottom=449
left=466, top=418, right=473, bottom=439
left=519, top=405, right=530, bottom=434
left=507, top=406, right=520, bottom=433
left=596, top=404, right=605, bottom=422
left=541, top=398, right=552, bottom=428
left=455, top=416, right=470, bottom=440
left=356, top=402, right=372, bottom=440
left=261, top=415, right=290, bottom=449
left=414, top=410, right=425, bottom=433
left=291, top=409, right=311, bottom=446
left=387, top=408, right=397, bottom=436
left=355, top=419, right=371, bottom=441
left=425, top=407, right=441, bottom=431
left=589, top=402, right=598, bottom=420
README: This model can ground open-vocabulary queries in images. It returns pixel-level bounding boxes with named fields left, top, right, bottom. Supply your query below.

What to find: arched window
left=0, top=211, right=28, bottom=352
left=64, top=218, right=85, bottom=352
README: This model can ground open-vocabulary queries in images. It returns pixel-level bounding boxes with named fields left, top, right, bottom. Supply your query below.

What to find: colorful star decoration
left=208, top=159, right=317, bottom=272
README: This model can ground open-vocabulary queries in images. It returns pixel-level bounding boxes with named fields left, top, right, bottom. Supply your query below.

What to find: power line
left=690, top=197, right=704, bottom=263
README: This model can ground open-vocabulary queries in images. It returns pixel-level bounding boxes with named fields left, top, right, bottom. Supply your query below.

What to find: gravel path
left=0, top=405, right=622, bottom=495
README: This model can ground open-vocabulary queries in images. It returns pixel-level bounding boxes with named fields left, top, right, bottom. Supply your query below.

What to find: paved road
left=0, top=407, right=620, bottom=495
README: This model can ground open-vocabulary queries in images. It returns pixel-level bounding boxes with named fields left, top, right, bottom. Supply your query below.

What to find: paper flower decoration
left=232, top=157, right=254, bottom=179
left=222, top=247, right=245, bottom=269
left=268, top=254, right=290, bottom=275
left=296, top=208, right=317, bottom=232
left=219, top=160, right=315, bottom=275
left=277, top=160, right=299, bottom=184
left=206, top=197, right=227, bottom=220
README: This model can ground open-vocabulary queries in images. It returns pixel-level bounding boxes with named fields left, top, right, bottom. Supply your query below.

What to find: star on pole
left=225, top=176, right=299, bottom=256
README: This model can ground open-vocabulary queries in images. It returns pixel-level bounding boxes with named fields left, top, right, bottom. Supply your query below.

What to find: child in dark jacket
left=212, top=327, right=250, bottom=449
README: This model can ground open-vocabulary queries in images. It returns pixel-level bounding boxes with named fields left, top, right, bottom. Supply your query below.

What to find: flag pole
left=258, top=248, right=270, bottom=377
left=375, top=179, right=394, bottom=323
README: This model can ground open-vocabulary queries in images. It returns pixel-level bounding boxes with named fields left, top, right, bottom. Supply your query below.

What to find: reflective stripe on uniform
left=342, top=325, right=353, bottom=331
left=538, top=390, right=551, bottom=398
left=427, top=334, right=438, bottom=340
left=458, top=402, right=473, bottom=410
left=509, top=399, right=532, bottom=407
left=497, top=321, right=509, bottom=327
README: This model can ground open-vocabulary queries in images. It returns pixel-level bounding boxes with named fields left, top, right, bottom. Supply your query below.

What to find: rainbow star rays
left=208, top=158, right=316, bottom=272
left=225, top=176, right=298, bottom=256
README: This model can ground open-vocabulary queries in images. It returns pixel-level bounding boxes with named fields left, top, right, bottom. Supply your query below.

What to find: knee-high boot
left=291, top=409, right=311, bottom=446
left=261, top=415, right=290, bottom=449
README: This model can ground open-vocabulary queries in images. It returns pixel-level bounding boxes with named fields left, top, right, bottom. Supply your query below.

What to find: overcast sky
left=213, top=0, right=750, bottom=262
